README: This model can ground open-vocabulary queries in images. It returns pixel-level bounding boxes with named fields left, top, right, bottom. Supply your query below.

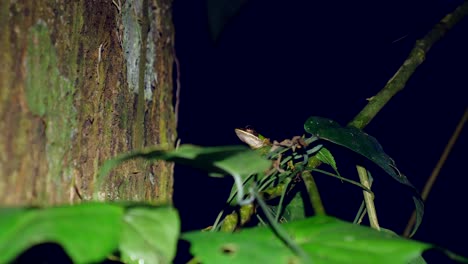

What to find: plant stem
left=356, top=165, right=380, bottom=231
left=302, top=170, right=326, bottom=216
left=348, top=2, right=468, bottom=130
left=221, top=1, right=468, bottom=229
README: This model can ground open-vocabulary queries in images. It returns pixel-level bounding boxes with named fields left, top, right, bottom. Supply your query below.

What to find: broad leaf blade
left=120, top=206, right=180, bottom=264
left=97, top=145, right=271, bottom=195
left=0, top=203, right=181, bottom=264
left=183, top=215, right=431, bottom=264
left=380, top=228, right=427, bottom=264
left=305, top=117, right=407, bottom=185
left=0, top=203, right=124, bottom=264
left=304, top=116, right=424, bottom=237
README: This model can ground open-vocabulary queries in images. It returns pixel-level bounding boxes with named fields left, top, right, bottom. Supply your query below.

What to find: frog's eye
left=244, top=125, right=258, bottom=135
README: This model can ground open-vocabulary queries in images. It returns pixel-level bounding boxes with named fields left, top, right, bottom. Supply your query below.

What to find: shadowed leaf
left=304, top=116, right=424, bottom=237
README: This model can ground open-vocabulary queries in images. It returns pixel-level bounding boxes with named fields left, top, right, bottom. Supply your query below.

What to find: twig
left=356, top=166, right=380, bottom=231
left=111, top=0, right=121, bottom=13
left=353, top=172, right=374, bottom=225
left=348, top=2, right=468, bottom=130
left=403, top=107, right=467, bottom=237
left=222, top=1, right=468, bottom=231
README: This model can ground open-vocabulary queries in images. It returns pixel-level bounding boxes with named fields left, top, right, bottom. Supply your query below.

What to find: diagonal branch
left=220, top=1, right=468, bottom=232
left=348, top=2, right=468, bottom=129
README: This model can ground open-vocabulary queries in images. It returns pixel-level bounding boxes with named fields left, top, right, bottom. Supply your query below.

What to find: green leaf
left=304, top=116, right=424, bottom=237
left=0, top=203, right=180, bottom=264
left=97, top=145, right=271, bottom=200
left=380, top=228, right=427, bottom=264
left=0, top=203, right=124, bottom=264
left=120, top=206, right=180, bottom=264
left=315, top=147, right=338, bottom=172
left=182, top=215, right=432, bottom=264
left=98, top=145, right=270, bottom=181
left=284, top=190, right=306, bottom=221
left=206, top=0, right=250, bottom=41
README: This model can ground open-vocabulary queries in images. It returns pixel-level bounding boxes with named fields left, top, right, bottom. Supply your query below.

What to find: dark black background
left=172, top=0, right=468, bottom=262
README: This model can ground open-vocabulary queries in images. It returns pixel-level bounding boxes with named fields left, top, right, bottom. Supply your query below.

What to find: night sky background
left=172, top=0, right=468, bottom=262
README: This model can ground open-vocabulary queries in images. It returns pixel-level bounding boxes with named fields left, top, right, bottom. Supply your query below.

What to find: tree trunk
left=0, top=0, right=176, bottom=205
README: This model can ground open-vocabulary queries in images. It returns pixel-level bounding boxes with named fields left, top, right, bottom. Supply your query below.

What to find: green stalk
left=301, top=170, right=325, bottom=216
left=356, top=165, right=380, bottom=231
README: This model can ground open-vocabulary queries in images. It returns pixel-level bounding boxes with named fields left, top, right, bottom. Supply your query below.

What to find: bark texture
left=0, top=0, right=176, bottom=205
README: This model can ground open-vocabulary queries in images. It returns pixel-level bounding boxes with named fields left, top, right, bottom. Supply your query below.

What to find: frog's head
left=235, top=126, right=269, bottom=149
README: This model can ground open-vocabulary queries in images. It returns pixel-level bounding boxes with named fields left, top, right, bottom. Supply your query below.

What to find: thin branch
left=220, top=1, right=468, bottom=231
left=348, top=2, right=468, bottom=129
left=403, top=107, right=467, bottom=237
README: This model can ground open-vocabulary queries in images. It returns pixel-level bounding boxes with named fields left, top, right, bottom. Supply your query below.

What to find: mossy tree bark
left=0, top=0, right=176, bottom=205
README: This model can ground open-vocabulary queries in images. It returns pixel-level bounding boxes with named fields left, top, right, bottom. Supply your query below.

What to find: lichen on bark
left=0, top=0, right=177, bottom=205
left=25, top=22, right=77, bottom=201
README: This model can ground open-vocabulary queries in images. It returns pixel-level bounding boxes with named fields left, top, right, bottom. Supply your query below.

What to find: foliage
left=2, top=0, right=467, bottom=263
left=183, top=216, right=430, bottom=264
left=304, top=116, right=424, bottom=237
left=0, top=203, right=179, bottom=264
left=1, top=118, right=467, bottom=263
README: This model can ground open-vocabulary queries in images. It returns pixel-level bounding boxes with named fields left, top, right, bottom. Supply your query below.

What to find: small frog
left=235, top=126, right=307, bottom=152
left=235, top=126, right=308, bottom=173
left=234, top=126, right=271, bottom=149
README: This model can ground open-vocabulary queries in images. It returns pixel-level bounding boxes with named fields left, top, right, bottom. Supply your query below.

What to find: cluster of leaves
left=0, top=204, right=429, bottom=264
left=0, top=117, right=465, bottom=263
left=208, top=117, right=423, bottom=236
left=0, top=204, right=178, bottom=263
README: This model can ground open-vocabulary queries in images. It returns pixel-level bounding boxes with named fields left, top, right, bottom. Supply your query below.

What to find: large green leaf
left=0, top=203, right=180, bottom=264
left=98, top=145, right=270, bottom=180
left=96, top=145, right=272, bottom=204
left=182, top=215, right=431, bottom=264
left=0, top=203, right=123, bottom=263
left=380, top=228, right=427, bottom=264
left=304, top=116, right=424, bottom=237
left=120, top=206, right=180, bottom=264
